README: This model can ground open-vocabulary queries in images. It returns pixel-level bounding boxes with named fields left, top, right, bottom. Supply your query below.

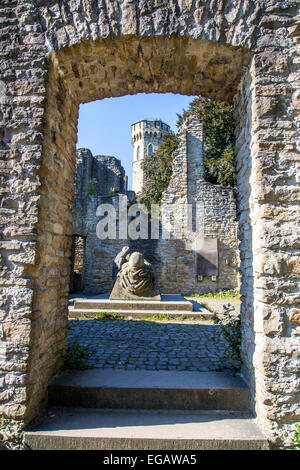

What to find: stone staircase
left=24, top=369, right=269, bottom=450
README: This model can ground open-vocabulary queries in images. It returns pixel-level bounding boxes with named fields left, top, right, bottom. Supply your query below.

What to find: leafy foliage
left=139, top=97, right=236, bottom=210
left=96, top=311, right=118, bottom=320
left=177, top=96, right=236, bottom=188
left=138, top=132, right=179, bottom=212
left=64, top=342, right=95, bottom=369
left=212, top=303, right=241, bottom=370
left=291, top=423, right=300, bottom=450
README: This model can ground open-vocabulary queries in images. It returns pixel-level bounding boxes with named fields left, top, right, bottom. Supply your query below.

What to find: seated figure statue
left=119, top=252, right=154, bottom=295
left=112, top=245, right=130, bottom=285
left=110, top=250, right=161, bottom=301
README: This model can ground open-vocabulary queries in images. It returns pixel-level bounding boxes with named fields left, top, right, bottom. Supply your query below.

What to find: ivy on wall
left=138, top=132, right=179, bottom=212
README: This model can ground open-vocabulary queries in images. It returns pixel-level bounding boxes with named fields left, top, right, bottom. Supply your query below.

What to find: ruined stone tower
left=131, top=119, right=171, bottom=193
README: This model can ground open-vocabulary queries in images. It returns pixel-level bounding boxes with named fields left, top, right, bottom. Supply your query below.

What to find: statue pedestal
left=68, top=294, right=216, bottom=321
left=69, top=294, right=213, bottom=321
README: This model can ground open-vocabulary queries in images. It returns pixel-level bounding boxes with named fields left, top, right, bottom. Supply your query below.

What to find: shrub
left=212, top=303, right=241, bottom=370
left=64, top=342, right=95, bottom=369
left=291, top=423, right=300, bottom=450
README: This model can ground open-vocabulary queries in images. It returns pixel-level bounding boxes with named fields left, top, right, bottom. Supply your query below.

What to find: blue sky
left=77, top=93, right=197, bottom=189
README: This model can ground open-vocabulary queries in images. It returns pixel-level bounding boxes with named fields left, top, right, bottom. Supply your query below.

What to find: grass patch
left=188, top=289, right=241, bottom=301
left=80, top=311, right=89, bottom=319
left=131, top=314, right=173, bottom=322
left=77, top=311, right=119, bottom=320
left=129, top=314, right=213, bottom=323
left=198, top=302, right=215, bottom=313
left=152, top=313, right=172, bottom=321
left=96, top=311, right=119, bottom=320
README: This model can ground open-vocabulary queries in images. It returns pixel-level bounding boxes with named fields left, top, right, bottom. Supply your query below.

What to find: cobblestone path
left=66, top=319, right=232, bottom=372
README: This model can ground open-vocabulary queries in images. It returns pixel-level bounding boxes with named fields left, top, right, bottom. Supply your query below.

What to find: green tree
left=177, top=97, right=236, bottom=188
left=138, top=132, right=179, bottom=212
left=139, top=97, right=236, bottom=211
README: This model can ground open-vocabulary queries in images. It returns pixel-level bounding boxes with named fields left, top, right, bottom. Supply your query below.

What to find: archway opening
left=26, top=36, right=253, bottom=423
left=67, top=91, right=241, bottom=374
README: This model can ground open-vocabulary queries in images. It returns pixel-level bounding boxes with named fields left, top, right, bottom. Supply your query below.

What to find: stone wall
left=158, top=116, right=239, bottom=294
left=0, top=0, right=299, bottom=449
left=72, top=149, right=128, bottom=294
left=75, top=148, right=127, bottom=199
left=234, top=35, right=300, bottom=443
left=72, top=117, right=238, bottom=296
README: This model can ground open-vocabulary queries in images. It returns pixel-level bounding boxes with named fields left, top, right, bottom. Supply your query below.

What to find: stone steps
left=24, top=359, right=269, bottom=450
left=73, top=295, right=193, bottom=311
left=68, top=308, right=212, bottom=319
left=69, top=294, right=213, bottom=319
left=24, top=408, right=269, bottom=450
left=47, top=370, right=250, bottom=411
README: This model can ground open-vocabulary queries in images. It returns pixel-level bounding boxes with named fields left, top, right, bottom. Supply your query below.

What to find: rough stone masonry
left=71, top=116, right=239, bottom=296
left=0, top=0, right=299, bottom=449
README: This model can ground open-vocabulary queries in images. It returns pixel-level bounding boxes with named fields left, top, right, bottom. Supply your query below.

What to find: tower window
left=148, top=144, right=153, bottom=156
left=137, top=146, right=141, bottom=160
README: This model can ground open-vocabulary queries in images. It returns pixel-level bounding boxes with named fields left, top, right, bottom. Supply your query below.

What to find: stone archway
left=0, top=1, right=298, bottom=448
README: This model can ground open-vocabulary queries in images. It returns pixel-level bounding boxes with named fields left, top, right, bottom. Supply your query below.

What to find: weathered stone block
left=2, top=323, right=31, bottom=345
left=290, top=308, right=300, bottom=324
left=254, top=52, right=290, bottom=74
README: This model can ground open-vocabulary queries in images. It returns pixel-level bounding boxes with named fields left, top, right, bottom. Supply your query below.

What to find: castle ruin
left=132, top=119, right=171, bottom=193
left=70, top=115, right=239, bottom=296
left=1, top=0, right=298, bottom=449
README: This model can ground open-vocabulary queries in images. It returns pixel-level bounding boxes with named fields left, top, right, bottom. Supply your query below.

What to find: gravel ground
left=186, top=297, right=241, bottom=316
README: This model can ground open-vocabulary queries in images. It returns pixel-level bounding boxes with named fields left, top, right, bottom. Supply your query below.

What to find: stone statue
left=110, top=250, right=161, bottom=300
left=112, top=245, right=130, bottom=284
